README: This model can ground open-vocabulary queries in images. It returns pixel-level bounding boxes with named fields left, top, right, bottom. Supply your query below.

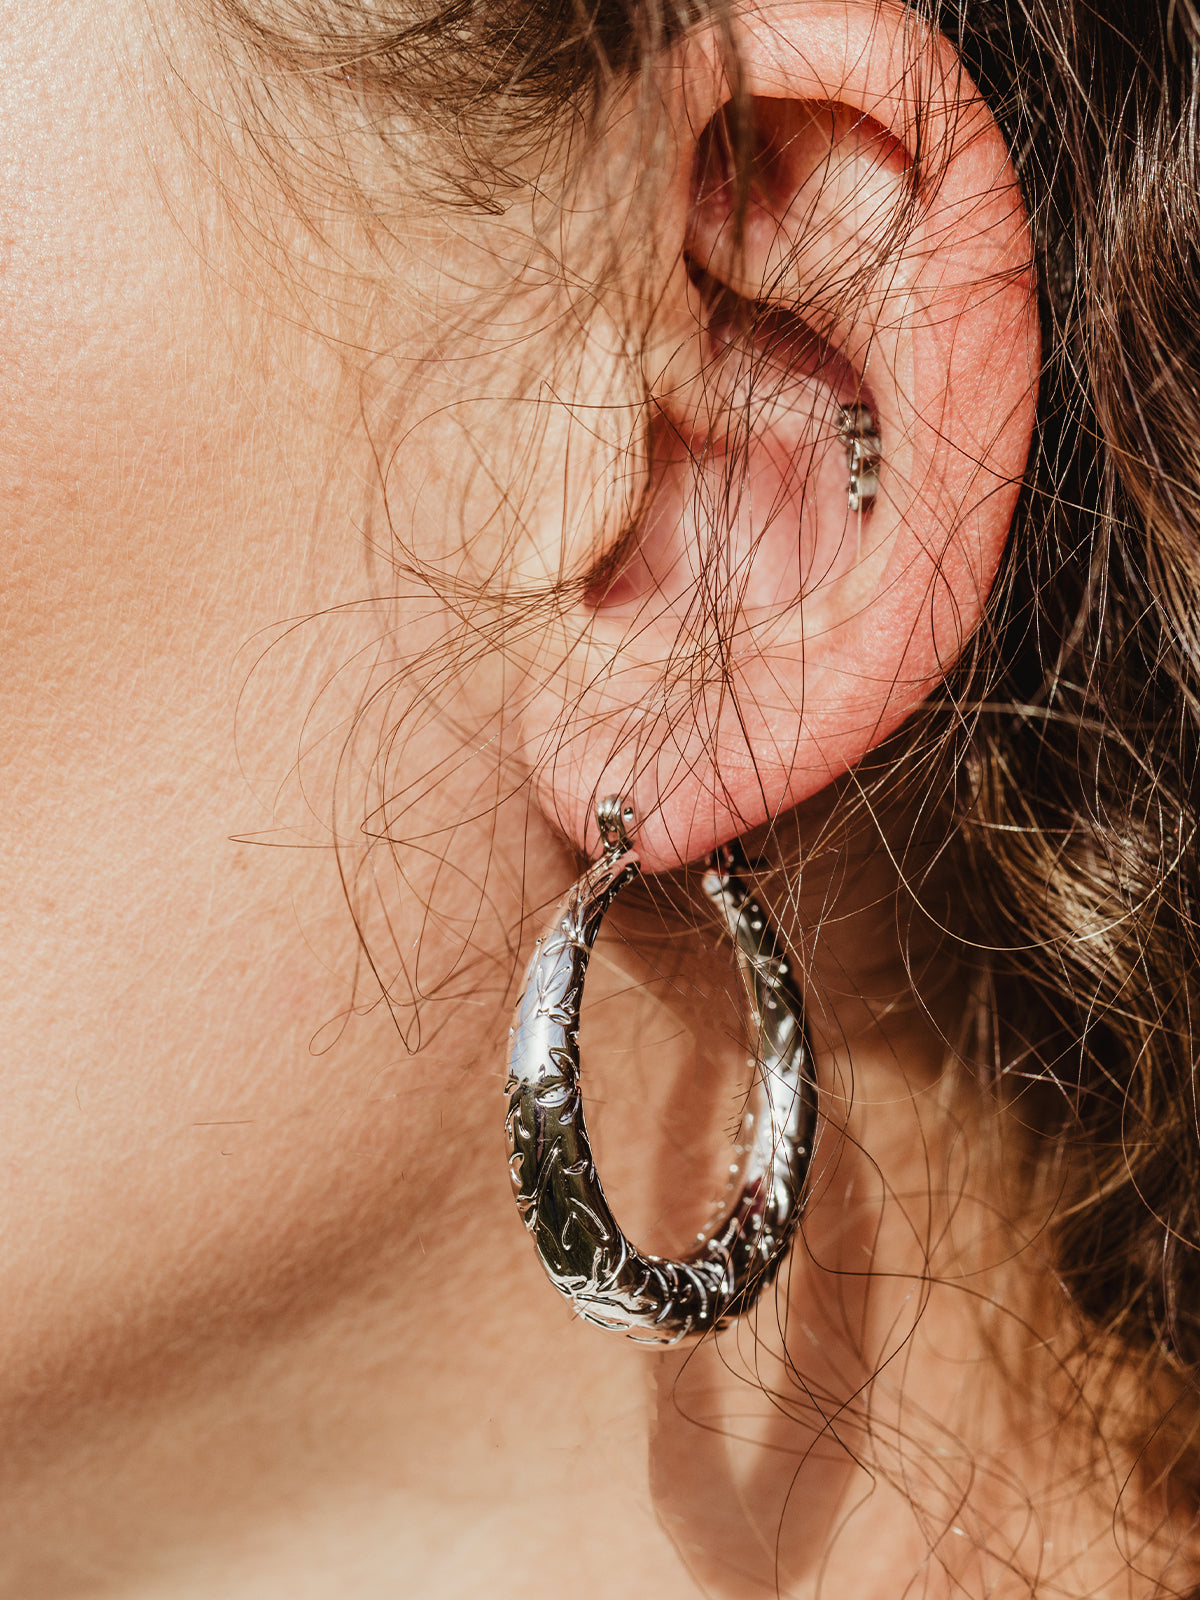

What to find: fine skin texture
left=0, top=1, right=1191, bottom=1597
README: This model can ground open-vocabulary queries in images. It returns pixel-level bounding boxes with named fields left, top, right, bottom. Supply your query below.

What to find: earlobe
left=515, top=0, right=1039, bottom=872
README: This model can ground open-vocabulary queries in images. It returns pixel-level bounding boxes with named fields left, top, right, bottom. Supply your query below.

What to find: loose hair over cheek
left=197, top=0, right=716, bottom=206
left=201, top=0, right=1200, bottom=1535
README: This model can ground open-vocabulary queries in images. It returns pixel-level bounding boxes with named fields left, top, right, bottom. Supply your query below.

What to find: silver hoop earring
left=504, top=798, right=816, bottom=1345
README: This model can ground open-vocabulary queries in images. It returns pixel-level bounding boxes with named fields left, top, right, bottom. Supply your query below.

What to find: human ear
left=512, top=0, right=1038, bottom=873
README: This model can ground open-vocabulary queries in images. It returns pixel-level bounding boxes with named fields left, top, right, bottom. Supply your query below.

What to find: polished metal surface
left=838, top=402, right=881, bottom=512
left=504, top=801, right=815, bottom=1344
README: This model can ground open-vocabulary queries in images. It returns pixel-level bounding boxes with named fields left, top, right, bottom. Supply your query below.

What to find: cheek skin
left=0, top=0, right=538, bottom=1444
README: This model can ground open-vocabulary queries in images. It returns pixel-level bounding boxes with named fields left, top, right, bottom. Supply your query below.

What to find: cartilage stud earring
left=838, top=403, right=881, bottom=512
left=503, top=798, right=816, bottom=1345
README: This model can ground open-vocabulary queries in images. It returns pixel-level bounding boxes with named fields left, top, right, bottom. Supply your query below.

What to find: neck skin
left=0, top=4, right=1188, bottom=1597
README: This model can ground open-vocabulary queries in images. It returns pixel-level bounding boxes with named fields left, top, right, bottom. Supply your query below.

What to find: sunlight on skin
left=0, top=2, right=1186, bottom=1597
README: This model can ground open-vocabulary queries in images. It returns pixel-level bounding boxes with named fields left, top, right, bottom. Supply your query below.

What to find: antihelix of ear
left=504, top=798, right=815, bottom=1344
